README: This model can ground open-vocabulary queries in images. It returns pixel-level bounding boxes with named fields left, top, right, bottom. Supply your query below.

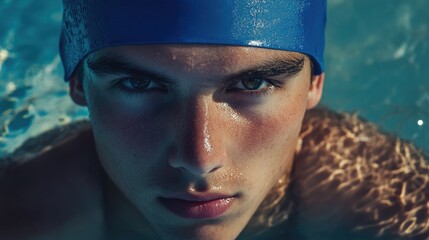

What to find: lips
left=159, top=194, right=235, bottom=219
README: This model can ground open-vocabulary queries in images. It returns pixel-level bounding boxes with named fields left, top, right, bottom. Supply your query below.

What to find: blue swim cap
left=60, top=0, right=326, bottom=81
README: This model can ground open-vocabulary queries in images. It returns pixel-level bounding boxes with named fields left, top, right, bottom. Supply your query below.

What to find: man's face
left=71, top=45, right=322, bottom=239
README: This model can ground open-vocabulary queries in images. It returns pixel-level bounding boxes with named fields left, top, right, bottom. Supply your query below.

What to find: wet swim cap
left=60, top=0, right=326, bottom=81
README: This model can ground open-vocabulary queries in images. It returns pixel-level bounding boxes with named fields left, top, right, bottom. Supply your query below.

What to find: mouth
left=158, top=194, right=236, bottom=219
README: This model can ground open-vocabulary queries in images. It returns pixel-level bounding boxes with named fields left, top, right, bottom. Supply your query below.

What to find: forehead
left=87, top=45, right=307, bottom=73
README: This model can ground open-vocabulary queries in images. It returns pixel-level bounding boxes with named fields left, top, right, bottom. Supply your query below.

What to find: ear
left=306, top=73, right=324, bottom=109
left=69, top=73, right=88, bottom=106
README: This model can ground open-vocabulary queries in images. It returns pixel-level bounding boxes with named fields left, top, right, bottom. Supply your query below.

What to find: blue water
left=0, top=0, right=428, bottom=157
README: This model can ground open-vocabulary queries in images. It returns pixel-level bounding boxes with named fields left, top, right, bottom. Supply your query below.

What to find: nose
left=169, top=96, right=227, bottom=176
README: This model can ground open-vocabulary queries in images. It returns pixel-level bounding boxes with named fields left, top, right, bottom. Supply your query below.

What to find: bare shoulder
left=1, top=121, right=94, bottom=168
left=293, top=108, right=429, bottom=239
left=0, top=121, right=105, bottom=239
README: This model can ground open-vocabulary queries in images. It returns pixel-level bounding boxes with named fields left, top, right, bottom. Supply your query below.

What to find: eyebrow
left=87, top=52, right=305, bottom=85
left=225, top=56, right=304, bottom=85
left=87, top=53, right=172, bottom=83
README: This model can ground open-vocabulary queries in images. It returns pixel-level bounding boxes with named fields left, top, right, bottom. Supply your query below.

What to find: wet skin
left=70, top=45, right=324, bottom=239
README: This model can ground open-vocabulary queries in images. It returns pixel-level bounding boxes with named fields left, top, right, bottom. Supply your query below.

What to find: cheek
left=228, top=91, right=308, bottom=192
left=233, top=92, right=307, bottom=159
left=92, top=109, right=163, bottom=152
left=87, top=83, right=169, bottom=146
left=85, top=86, right=174, bottom=177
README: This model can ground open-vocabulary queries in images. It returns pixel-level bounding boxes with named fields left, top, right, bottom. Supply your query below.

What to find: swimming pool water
left=0, top=0, right=428, bottom=157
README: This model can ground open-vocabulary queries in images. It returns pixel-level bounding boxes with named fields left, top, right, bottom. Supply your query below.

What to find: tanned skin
left=0, top=45, right=427, bottom=239
left=1, top=109, right=427, bottom=239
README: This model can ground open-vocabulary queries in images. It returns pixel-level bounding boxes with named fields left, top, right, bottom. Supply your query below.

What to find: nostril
left=209, top=165, right=222, bottom=173
left=168, top=155, right=224, bottom=176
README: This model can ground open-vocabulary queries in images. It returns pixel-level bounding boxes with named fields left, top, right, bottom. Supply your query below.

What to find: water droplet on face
left=201, top=98, right=213, bottom=154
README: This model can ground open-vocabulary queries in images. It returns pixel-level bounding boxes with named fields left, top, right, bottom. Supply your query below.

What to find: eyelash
left=113, top=77, right=167, bottom=96
left=226, top=78, right=283, bottom=96
left=113, top=77, right=283, bottom=97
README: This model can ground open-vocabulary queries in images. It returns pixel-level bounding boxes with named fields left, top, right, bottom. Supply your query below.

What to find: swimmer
left=1, top=1, right=428, bottom=239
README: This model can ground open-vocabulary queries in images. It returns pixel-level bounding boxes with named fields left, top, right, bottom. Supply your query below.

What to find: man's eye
left=232, top=78, right=270, bottom=91
left=121, top=77, right=150, bottom=89
left=116, top=77, right=165, bottom=92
